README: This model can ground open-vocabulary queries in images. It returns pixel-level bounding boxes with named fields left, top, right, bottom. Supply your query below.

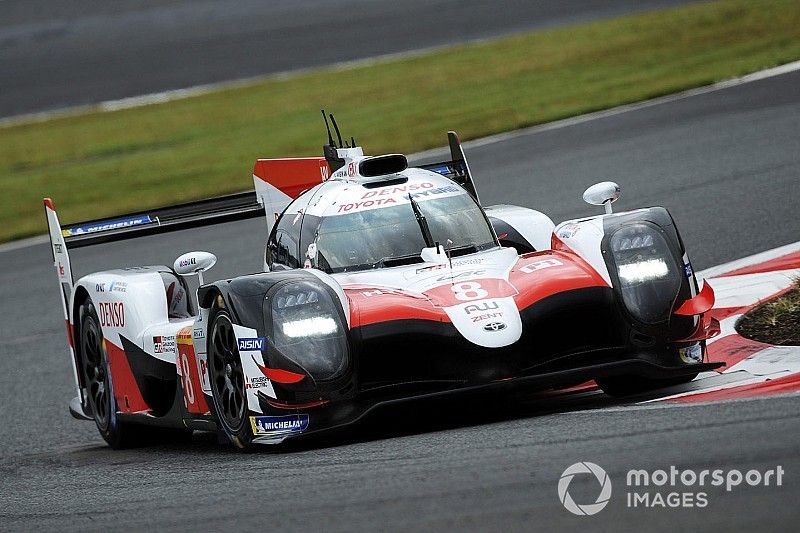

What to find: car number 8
left=452, top=282, right=488, bottom=301
left=180, top=353, right=195, bottom=405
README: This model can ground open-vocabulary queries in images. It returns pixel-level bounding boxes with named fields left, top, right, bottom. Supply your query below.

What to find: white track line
left=697, top=241, right=800, bottom=279
left=0, top=36, right=503, bottom=129
left=0, top=234, right=49, bottom=253
left=412, top=60, right=800, bottom=160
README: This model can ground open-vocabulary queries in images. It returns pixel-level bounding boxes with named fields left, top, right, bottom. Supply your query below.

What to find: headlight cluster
left=270, top=280, right=348, bottom=381
left=609, top=223, right=681, bottom=324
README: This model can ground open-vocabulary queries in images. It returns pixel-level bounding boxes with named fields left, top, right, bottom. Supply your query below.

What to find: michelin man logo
left=558, top=462, right=612, bottom=516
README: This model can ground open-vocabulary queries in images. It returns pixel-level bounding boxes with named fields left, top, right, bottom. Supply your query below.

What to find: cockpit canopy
left=267, top=169, right=496, bottom=274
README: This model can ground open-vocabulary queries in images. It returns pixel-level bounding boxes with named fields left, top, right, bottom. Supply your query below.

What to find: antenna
left=351, top=136, right=357, bottom=147
left=321, top=110, right=336, bottom=147
left=329, top=113, right=344, bottom=148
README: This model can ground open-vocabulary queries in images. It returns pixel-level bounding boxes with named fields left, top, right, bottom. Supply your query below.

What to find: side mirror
left=583, top=181, right=621, bottom=214
left=174, top=251, right=217, bottom=285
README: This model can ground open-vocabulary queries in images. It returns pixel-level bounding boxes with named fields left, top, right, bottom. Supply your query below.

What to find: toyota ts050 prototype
left=44, top=116, right=722, bottom=449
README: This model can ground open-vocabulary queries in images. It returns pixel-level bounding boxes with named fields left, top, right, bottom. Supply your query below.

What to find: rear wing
left=43, top=192, right=270, bottom=410
left=54, top=191, right=264, bottom=249
left=43, top=159, right=322, bottom=416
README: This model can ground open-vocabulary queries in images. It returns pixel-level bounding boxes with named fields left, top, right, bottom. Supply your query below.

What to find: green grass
left=2, top=0, right=800, bottom=242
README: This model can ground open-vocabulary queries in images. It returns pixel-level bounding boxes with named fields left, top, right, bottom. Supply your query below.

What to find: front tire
left=207, top=307, right=253, bottom=450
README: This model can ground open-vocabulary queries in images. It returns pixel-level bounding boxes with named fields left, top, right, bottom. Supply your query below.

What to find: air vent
left=359, top=154, right=408, bottom=177
left=362, top=176, right=408, bottom=188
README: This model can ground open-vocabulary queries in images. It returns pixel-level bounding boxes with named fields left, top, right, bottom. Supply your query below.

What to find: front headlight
left=609, top=223, right=682, bottom=324
left=269, top=280, right=348, bottom=381
left=617, top=258, right=669, bottom=284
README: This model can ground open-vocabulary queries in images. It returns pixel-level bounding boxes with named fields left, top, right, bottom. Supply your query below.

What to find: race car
left=44, top=116, right=722, bottom=449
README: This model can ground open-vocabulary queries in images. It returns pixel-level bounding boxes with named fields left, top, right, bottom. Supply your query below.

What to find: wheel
left=79, top=297, right=137, bottom=449
left=207, top=307, right=253, bottom=450
left=79, top=297, right=193, bottom=448
left=597, top=373, right=699, bottom=398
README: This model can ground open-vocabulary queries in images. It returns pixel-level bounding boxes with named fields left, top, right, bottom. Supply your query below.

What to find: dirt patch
left=737, top=282, right=800, bottom=345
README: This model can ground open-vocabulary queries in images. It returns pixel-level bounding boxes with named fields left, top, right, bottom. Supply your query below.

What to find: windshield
left=315, top=192, right=496, bottom=273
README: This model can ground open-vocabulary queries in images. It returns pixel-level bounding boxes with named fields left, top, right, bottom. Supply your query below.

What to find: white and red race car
left=44, top=117, right=721, bottom=449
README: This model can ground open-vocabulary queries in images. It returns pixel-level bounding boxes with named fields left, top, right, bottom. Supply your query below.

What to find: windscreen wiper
left=408, top=193, right=434, bottom=247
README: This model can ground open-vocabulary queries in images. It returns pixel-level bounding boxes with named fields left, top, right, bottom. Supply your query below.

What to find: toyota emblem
left=483, top=322, right=507, bottom=332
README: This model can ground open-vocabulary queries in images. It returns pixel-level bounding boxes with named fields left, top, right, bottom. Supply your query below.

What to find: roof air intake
left=358, top=154, right=408, bottom=177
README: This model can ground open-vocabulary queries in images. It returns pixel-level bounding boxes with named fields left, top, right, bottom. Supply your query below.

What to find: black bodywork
left=194, top=206, right=722, bottom=443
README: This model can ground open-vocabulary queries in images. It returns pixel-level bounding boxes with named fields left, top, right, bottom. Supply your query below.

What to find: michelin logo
left=62, top=215, right=152, bottom=237
left=238, top=337, right=265, bottom=351
left=250, top=414, right=309, bottom=437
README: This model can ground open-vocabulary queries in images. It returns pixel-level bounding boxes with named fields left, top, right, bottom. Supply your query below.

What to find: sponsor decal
left=62, top=215, right=152, bottom=237
left=558, top=224, right=580, bottom=239
left=58, top=262, right=65, bottom=276
left=337, top=197, right=397, bottom=212
left=464, top=301, right=500, bottom=314
left=250, top=414, right=309, bottom=437
left=684, top=262, right=694, bottom=279
left=109, top=281, right=127, bottom=293
left=483, top=322, right=507, bottom=332
left=320, top=163, right=330, bottom=181
left=453, top=258, right=483, bottom=267
left=519, top=258, right=563, bottom=274
left=416, top=264, right=447, bottom=274
left=53, top=243, right=63, bottom=253
left=246, top=376, right=271, bottom=390
left=95, top=283, right=105, bottom=292
left=347, top=161, right=357, bottom=177
left=193, top=328, right=205, bottom=339
left=153, top=335, right=176, bottom=355
left=336, top=183, right=460, bottom=213
left=360, top=182, right=432, bottom=198
left=409, top=185, right=459, bottom=199
left=178, top=256, right=197, bottom=269
left=237, top=337, right=265, bottom=352
left=472, top=312, right=503, bottom=323
left=436, top=270, right=486, bottom=282
left=679, top=344, right=703, bottom=364
left=98, top=302, right=125, bottom=328
left=361, top=289, right=385, bottom=297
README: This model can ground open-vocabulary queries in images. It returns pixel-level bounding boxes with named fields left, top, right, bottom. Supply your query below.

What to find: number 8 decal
left=452, top=281, right=488, bottom=301
left=180, top=352, right=195, bottom=405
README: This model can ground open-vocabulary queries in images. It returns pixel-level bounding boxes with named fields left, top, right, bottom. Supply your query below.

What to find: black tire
left=79, top=297, right=193, bottom=448
left=79, top=297, right=138, bottom=449
left=207, top=307, right=253, bottom=450
left=597, top=373, right=699, bottom=398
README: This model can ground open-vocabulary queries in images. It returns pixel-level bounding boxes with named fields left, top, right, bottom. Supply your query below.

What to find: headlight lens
left=270, top=281, right=348, bottom=381
left=281, top=316, right=338, bottom=338
left=610, top=224, right=681, bottom=324
left=617, top=258, right=669, bottom=284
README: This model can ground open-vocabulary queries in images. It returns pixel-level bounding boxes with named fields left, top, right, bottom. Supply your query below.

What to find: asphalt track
left=1, top=68, right=799, bottom=530
left=0, top=0, right=696, bottom=118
